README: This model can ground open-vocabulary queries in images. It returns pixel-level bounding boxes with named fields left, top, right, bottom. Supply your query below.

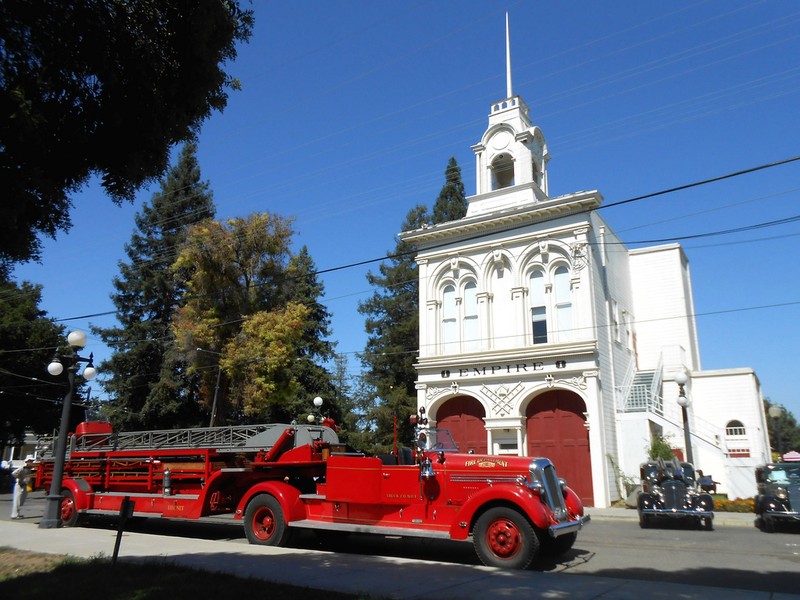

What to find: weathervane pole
left=506, top=12, right=513, bottom=98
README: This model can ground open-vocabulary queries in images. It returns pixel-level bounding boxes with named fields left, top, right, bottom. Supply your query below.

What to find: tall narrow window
left=553, top=266, right=572, bottom=340
left=442, top=285, right=457, bottom=353
left=463, top=281, right=480, bottom=352
left=530, top=270, right=547, bottom=344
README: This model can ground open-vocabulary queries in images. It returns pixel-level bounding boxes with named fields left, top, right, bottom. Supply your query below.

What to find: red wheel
left=244, top=495, right=292, bottom=546
left=60, top=489, right=79, bottom=527
left=473, top=507, right=538, bottom=569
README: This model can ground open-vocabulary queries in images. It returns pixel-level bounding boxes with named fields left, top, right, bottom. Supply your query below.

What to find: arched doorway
left=526, top=390, right=593, bottom=506
left=436, top=396, right=487, bottom=454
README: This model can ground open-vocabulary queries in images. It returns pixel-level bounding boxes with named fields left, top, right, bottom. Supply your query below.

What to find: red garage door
left=436, top=396, right=487, bottom=455
left=526, top=390, right=594, bottom=506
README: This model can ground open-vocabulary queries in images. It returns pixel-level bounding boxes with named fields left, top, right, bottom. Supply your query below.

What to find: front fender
left=234, top=481, right=305, bottom=522
left=449, top=484, right=550, bottom=540
left=758, top=494, right=791, bottom=514
left=61, top=478, right=93, bottom=511
left=638, top=492, right=658, bottom=511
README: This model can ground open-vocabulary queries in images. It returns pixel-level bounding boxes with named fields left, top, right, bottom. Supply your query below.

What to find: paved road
left=2, top=491, right=798, bottom=599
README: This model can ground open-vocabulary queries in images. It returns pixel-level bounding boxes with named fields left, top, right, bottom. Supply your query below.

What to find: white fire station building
left=400, top=32, right=770, bottom=507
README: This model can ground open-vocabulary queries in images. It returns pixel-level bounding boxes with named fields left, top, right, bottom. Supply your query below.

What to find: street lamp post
left=768, top=404, right=784, bottom=461
left=40, top=330, right=96, bottom=529
left=675, top=372, right=694, bottom=465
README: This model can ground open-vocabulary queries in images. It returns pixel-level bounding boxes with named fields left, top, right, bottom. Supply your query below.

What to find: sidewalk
left=0, top=495, right=791, bottom=600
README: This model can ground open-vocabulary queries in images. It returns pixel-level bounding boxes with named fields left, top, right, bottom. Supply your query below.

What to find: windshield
left=416, top=427, right=460, bottom=452
left=768, top=465, right=800, bottom=484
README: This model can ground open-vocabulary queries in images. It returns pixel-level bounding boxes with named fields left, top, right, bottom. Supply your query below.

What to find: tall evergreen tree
left=281, top=246, right=343, bottom=424
left=0, top=278, right=67, bottom=454
left=357, top=157, right=468, bottom=450
left=358, top=205, right=430, bottom=449
left=93, top=142, right=215, bottom=431
left=432, top=157, right=467, bottom=224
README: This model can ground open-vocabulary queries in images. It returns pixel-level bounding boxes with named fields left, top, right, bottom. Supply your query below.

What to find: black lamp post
left=768, top=404, right=784, bottom=461
left=40, top=330, right=96, bottom=529
left=675, top=372, right=694, bottom=465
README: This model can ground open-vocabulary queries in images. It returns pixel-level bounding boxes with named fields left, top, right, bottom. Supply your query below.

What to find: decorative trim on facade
left=482, top=382, right=525, bottom=417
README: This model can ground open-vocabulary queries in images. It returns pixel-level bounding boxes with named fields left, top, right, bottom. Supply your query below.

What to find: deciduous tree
left=172, top=213, right=318, bottom=424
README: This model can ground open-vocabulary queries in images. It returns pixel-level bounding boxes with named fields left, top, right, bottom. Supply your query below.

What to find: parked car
left=755, top=462, right=800, bottom=532
left=637, top=457, right=714, bottom=530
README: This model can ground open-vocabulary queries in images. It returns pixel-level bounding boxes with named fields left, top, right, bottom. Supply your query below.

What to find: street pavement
left=0, top=491, right=795, bottom=600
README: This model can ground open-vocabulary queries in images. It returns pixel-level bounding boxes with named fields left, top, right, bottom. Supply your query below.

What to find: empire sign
left=441, top=360, right=567, bottom=379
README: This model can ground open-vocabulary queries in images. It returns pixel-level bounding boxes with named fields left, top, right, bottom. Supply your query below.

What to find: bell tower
left=467, top=14, right=550, bottom=217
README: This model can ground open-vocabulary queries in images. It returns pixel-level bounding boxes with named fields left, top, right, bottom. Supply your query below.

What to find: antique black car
left=637, top=457, right=714, bottom=530
left=755, top=462, right=800, bottom=533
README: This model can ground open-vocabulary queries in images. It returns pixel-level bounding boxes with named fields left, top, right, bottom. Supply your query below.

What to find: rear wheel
left=638, top=513, right=650, bottom=529
left=244, top=495, right=292, bottom=546
left=473, top=507, right=538, bottom=569
left=60, top=489, right=79, bottom=527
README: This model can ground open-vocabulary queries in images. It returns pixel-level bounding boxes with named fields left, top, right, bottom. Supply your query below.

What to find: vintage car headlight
left=776, top=487, right=788, bottom=500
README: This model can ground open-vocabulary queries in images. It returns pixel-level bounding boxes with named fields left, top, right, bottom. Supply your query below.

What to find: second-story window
left=531, top=270, right=547, bottom=343
left=463, top=281, right=480, bottom=351
left=530, top=264, right=573, bottom=344
left=441, top=280, right=481, bottom=354
left=442, top=284, right=457, bottom=353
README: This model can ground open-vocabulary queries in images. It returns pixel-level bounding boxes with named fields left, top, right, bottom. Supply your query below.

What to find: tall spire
left=505, top=12, right=513, bottom=99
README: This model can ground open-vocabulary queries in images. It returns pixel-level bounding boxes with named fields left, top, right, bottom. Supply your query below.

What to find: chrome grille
left=530, top=458, right=567, bottom=521
left=662, top=480, right=686, bottom=509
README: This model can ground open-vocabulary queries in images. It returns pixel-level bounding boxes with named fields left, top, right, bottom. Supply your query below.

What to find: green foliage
left=764, top=400, right=800, bottom=456
left=0, top=1, right=253, bottom=270
left=0, top=278, right=66, bottom=449
left=357, top=158, right=468, bottom=450
left=281, top=247, right=345, bottom=425
left=714, top=497, right=755, bottom=512
left=647, top=432, right=676, bottom=461
left=358, top=205, right=430, bottom=448
left=172, top=213, right=340, bottom=425
left=92, top=142, right=215, bottom=430
left=432, top=157, right=467, bottom=224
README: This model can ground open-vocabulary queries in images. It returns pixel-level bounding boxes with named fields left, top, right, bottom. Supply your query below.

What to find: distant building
left=399, top=18, right=769, bottom=506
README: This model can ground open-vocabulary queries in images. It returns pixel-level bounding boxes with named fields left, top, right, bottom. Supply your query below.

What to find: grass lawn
left=0, top=547, right=379, bottom=599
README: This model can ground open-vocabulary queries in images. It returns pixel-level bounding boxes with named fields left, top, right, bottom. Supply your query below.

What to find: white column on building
left=511, top=286, right=528, bottom=347
left=476, top=291, right=492, bottom=351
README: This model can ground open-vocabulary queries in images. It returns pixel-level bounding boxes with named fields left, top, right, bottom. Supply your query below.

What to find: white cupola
left=467, top=14, right=550, bottom=217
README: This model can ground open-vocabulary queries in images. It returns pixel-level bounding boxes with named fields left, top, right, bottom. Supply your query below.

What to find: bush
left=714, top=497, right=755, bottom=513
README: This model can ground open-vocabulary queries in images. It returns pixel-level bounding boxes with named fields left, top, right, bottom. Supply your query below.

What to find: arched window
left=441, top=281, right=481, bottom=354
left=530, top=270, right=547, bottom=344
left=491, top=153, right=514, bottom=190
left=553, top=266, right=573, bottom=340
left=529, top=264, right=574, bottom=345
left=442, top=285, right=457, bottom=353
left=725, top=420, right=750, bottom=458
left=725, top=420, right=746, bottom=437
left=463, top=281, right=480, bottom=351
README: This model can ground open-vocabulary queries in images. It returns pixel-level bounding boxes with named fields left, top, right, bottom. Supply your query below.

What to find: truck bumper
left=548, top=514, right=590, bottom=538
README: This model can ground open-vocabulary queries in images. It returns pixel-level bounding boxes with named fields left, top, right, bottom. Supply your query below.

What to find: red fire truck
left=35, top=407, right=589, bottom=569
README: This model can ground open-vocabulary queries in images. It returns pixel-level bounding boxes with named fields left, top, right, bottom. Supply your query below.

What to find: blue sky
left=13, top=1, right=800, bottom=421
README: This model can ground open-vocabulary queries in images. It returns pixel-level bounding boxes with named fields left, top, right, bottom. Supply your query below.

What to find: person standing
left=11, top=456, right=34, bottom=519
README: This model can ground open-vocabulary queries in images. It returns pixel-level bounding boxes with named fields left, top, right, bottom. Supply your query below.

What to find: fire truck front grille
left=530, top=458, right=567, bottom=521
